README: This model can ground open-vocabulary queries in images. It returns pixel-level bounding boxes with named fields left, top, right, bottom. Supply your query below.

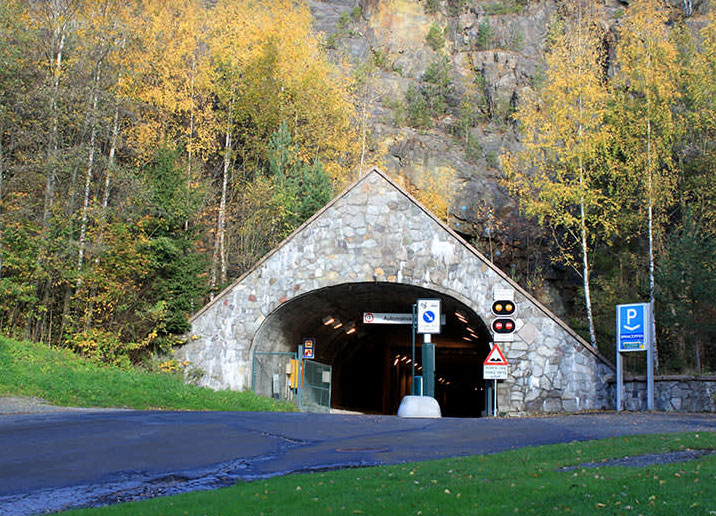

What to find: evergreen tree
left=139, top=147, right=206, bottom=335
left=268, top=122, right=332, bottom=230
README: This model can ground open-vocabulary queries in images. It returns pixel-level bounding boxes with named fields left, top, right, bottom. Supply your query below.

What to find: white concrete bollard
left=397, top=395, right=442, bottom=418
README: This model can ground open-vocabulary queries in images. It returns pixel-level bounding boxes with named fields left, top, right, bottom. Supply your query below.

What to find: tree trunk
left=185, top=56, right=196, bottom=231
left=0, top=125, right=4, bottom=281
left=43, top=28, right=65, bottom=224
left=580, top=195, right=597, bottom=349
left=211, top=102, right=233, bottom=292
left=76, top=62, right=102, bottom=288
left=647, top=115, right=659, bottom=374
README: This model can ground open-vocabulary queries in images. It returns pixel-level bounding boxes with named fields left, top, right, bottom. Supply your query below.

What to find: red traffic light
left=492, top=318, right=515, bottom=333
left=492, top=300, right=515, bottom=316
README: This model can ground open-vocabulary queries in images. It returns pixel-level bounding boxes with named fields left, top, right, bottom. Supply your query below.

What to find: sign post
left=411, top=304, right=417, bottom=394
left=362, top=309, right=445, bottom=396
left=616, top=303, right=653, bottom=411
left=417, top=299, right=441, bottom=398
left=483, top=344, right=508, bottom=417
left=297, top=344, right=304, bottom=411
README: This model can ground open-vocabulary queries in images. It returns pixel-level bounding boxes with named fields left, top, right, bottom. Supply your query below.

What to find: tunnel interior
left=252, top=283, right=493, bottom=417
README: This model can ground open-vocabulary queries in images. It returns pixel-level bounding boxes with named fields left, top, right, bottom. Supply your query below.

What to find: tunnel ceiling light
left=345, top=326, right=356, bottom=335
left=466, top=326, right=474, bottom=333
left=333, top=321, right=343, bottom=329
left=322, top=316, right=335, bottom=326
left=462, top=336, right=473, bottom=341
left=455, top=311, right=467, bottom=322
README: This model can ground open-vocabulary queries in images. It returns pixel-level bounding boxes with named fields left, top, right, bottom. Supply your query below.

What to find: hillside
left=310, top=0, right=714, bottom=317
left=0, top=0, right=712, bottom=374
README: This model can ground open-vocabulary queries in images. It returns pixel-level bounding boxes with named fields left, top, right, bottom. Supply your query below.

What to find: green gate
left=251, top=351, right=332, bottom=412
left=300, top=359, right=332, bottom=413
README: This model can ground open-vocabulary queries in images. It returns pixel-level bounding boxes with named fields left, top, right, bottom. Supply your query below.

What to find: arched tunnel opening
left=252, top=283, right=492, bottom=417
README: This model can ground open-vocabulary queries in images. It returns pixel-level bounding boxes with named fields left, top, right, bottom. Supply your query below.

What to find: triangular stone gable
left=180, top=167, right=614, bottom=414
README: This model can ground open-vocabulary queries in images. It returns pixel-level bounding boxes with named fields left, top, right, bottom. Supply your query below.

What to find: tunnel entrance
left=252, top=283, right=492, bottom=417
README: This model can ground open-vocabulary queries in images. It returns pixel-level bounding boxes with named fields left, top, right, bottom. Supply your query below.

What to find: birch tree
left=612, top=0, right=680, bottom=371
left=503, top=0, right=614, bottom=348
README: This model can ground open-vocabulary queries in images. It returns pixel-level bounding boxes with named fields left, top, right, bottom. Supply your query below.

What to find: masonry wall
left=607, top=376, right=716, bottom=412
left=177, top=171, right=614, bottom=414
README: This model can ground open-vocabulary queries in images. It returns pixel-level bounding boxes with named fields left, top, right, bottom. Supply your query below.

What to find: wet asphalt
left=0, top=410, right=714, bottom=515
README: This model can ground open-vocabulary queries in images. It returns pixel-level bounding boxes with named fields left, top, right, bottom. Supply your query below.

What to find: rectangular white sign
left=363, top=313, right=446, bottom=325
left=417, top=298, right=441, bottom=334
left=363, top=312, right=413, bottom=324
left=483, top=364, right=508, bottom=380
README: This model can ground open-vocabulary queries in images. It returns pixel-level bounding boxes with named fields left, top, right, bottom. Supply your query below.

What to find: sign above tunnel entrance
left=417, top=299, right=442, bottom=334
left=364, top=312, right=412, bottom=324
left=363, top=312, right=446, bottom=325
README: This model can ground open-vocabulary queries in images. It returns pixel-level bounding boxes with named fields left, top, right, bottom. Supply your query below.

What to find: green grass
left=64, top=432, right=715, bottom=515
left=0, top=336, right=295, bottom=412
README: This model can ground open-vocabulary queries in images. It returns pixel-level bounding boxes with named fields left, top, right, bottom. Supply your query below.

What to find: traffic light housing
left=492, top=318, right=515, bottom=333
left=491, top=300, right=515, bottom=316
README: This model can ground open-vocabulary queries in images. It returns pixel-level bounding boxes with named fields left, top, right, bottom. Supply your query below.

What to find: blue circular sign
left=422, top=311, right=435, bottom=323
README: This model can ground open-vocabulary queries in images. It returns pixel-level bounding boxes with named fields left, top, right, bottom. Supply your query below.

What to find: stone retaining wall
left=607, top=376, right=716, bottom=412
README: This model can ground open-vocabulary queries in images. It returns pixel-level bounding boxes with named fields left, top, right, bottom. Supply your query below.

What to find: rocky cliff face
left=307, top=0, right=709, bottom=316
left=306, top=0, right=568, bottom=312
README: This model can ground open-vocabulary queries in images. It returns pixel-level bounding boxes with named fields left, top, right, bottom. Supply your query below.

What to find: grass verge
left=64, top=432, right=715, bottom=515
left=0, top=336, right=295, bottom=412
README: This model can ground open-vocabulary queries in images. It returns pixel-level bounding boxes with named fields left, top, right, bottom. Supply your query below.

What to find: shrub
left=465, top=133, right=483, bottom=162
left=477, top=18, right=495, bottom=50
left=426, top=24, right=446, bottom=51
left=371, top=47, right=389, bottom=69
left=510, top=29, right=524, bottom=52
left=424, top=0, right=440, bottom=14
left=338, top=10, right=351, bottom=30
left=65, top=329, right=135, bottom=369
left=423, top=55, right=453, bottom=117
left=405, top=84, right=431, bottom=128
left=350, top=6, right=362, bottom=22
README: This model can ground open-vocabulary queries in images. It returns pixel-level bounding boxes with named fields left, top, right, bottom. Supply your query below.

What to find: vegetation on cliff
left=504, top=0, right=715, bottom=373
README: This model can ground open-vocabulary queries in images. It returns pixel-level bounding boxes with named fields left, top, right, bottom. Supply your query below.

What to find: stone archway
left=250, top=282, right=491, bottom=416
left=177, top=168, right=614, bottom=415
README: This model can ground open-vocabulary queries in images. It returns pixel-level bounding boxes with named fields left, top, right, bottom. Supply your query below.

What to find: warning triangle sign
left=483, top=344, right=508, bottom=366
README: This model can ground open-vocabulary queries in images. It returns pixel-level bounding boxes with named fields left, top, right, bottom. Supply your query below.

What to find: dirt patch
left=559, top=448, right=716, bottom=471
left=0, top=396, right=126, bottom=415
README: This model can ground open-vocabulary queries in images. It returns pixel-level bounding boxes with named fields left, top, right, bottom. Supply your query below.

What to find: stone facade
left=177, top=168, right=614, bottom=415
left=608, top=376, right=716, bottom=413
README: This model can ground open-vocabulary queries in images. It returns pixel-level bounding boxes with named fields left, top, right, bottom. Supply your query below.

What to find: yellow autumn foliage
left=207, top=0, right=359, bottom=182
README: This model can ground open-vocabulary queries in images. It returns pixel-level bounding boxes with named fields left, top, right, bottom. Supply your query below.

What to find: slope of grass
left=0, top=336, right=295, bottom=412
left=65, top=432, right=716, bottom=515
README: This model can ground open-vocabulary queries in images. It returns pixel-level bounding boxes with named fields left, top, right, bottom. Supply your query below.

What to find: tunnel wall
left=177, top=169, right=614, bottom=414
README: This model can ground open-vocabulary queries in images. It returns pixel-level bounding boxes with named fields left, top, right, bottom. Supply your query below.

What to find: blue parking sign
left=617, top=303, right=650, bottom=352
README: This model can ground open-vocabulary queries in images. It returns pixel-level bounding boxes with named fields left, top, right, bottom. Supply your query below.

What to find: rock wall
left=609, top=376, right=716, bottom=413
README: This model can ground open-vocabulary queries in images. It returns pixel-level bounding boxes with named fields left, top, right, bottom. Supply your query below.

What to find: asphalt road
left=0, top=410, right=714, bottom=515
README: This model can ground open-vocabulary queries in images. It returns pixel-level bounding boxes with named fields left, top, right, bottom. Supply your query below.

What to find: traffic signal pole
left=422, top=334, right=435, bottom=398
left=411, top=303, right=416, bottom=394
